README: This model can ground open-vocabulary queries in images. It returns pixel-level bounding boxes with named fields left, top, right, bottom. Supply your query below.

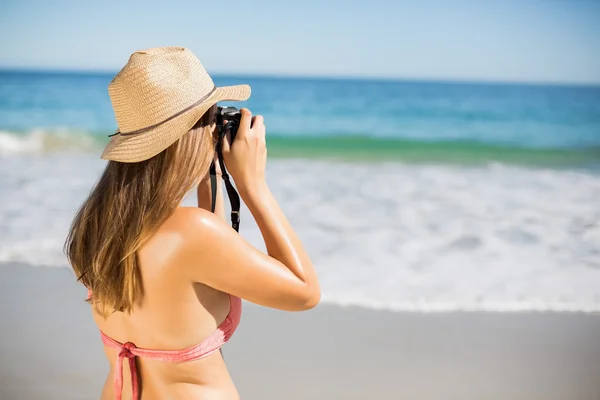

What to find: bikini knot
left=119, top=342, right=137, bottom=359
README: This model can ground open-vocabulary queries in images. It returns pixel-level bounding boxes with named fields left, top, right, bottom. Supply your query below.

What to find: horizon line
left=1, top=65, right=599, bottom=89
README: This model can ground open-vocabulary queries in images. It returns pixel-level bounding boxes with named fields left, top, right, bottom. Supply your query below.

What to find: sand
left=1, top=263, right=599, bottom=400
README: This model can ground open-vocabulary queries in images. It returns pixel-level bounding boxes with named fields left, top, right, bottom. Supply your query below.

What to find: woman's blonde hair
left=65, top=106, right=217, bottom=317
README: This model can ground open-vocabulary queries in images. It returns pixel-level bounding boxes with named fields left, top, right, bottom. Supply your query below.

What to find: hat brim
left=101, top=84, right=251, bottom=163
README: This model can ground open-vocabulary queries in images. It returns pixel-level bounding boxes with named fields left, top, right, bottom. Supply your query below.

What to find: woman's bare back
left=93, top=209, right=240, bottom=399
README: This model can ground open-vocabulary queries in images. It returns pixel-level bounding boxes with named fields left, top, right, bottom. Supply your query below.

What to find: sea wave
left=266, top=136, right=600, bottom=167
left=1, top=156, right=599, bottom=313
left=1, top=129, right=599, bottom=168
left=0, top=129, right=103, bottom=155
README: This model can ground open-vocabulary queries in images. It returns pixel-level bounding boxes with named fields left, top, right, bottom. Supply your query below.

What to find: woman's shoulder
left=166, top=207, right=213, bottom=228
left=164, top=207, right=225, bottom=236
left=155, top=207, right=228, bottom=256
left=140, top=207, right=224, bottom=277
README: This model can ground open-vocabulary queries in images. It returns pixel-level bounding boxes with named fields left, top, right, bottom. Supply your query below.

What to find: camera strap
left=209, top=128, right=241, bottom=232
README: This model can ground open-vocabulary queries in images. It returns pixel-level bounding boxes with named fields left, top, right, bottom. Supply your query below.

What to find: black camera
left=216, top=106, right=242, bottom=142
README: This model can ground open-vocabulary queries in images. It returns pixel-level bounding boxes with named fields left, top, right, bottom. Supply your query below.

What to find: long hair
left=65, top=106, right=217, bottom=317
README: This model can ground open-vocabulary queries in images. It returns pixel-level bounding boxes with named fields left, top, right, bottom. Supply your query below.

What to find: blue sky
left=1, top=0, right=599, bottom=84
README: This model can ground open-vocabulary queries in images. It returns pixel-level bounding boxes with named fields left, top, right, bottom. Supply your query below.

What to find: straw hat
left=101, top=46, right=251, bottom=162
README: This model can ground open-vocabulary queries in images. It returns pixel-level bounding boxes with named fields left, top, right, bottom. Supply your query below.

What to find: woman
left=65, top=47, right=320, bottom=400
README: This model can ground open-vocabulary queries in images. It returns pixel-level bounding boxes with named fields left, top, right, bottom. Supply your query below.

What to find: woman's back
left=93, top=208, right=240, bottom=400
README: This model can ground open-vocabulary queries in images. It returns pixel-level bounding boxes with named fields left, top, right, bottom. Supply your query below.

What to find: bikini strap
left=101, top=332, right=140, bottom=400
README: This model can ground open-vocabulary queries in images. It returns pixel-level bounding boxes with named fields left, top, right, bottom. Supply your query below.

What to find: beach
left=1, top=263, right=599, bottom=400
left=1, top=72, right=600, bottom=399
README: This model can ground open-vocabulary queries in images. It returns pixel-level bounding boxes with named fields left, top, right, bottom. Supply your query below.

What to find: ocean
left=1, top=70, right=599, bottom=312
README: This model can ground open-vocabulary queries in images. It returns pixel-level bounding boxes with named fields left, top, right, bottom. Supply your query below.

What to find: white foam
left=1, top=155, right=599, bottom=312
left=0, top=130, right=99, bottom=155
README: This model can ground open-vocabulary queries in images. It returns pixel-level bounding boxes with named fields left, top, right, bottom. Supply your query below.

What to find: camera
left=216, top=106, right=242, bottom=142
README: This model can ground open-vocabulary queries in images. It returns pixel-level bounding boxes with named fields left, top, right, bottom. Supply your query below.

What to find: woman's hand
left=221, top=108, right=267, bottom=200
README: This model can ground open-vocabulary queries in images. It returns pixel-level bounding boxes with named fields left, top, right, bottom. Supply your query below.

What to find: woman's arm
left=173, top=109, right=320, bottom=311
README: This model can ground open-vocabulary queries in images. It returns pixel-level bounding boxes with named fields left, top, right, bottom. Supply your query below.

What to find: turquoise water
left=1, top=70, right=599, bottom=166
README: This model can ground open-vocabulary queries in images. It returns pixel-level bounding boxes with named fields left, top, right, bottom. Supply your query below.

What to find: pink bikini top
left=88, top=289, right=242, bottom=400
